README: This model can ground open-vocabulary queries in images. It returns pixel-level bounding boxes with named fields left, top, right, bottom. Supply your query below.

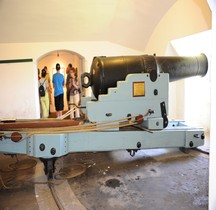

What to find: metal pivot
left=127, top=149, right=138, bottom=157
left=40, top=158, right=57, bottom=179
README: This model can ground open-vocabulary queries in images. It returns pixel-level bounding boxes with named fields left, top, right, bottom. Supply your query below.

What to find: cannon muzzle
left=155, top=53, right=208, bottom=82
left=82, top=54, right=208, bottom=98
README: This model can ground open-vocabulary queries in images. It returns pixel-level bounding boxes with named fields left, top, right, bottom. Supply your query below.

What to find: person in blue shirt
left=52, top=63, right=64, bottom=117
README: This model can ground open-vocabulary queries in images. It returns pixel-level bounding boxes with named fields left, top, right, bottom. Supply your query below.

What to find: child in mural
left=67, top=67, right=81, bottom=119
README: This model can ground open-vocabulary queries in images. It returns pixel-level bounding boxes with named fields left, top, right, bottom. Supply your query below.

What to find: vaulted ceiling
left=0, top=0, right=211, bottom=51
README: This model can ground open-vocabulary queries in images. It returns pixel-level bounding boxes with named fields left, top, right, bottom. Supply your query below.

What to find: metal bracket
left=160, top=101, right=168, bottom=128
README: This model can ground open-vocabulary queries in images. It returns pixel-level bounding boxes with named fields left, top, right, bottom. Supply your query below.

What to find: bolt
left=50, top=148, right=56, bottom=155
left=39, top=143, right=45, bottom=151
left=127, top=114, right=132, bottom=121
left=154, top=89, right=158, bottom=95
left=189, top=141, right=194, bottom=147
left=137, top=142, right=141, bottom=148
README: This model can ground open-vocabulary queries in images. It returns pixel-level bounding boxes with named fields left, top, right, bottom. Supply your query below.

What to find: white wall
left=145, top=0, right=211, bottom=55
left=0, top=41, right=142, bottom=119
left=0, top=61, right=38, bottom=119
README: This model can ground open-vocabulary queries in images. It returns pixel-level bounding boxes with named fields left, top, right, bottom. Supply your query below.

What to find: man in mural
left=52, top=63, right=64, bottom=117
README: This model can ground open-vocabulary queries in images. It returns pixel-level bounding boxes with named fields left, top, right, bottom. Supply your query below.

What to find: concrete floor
left=0, top=147, right=209, bottom=210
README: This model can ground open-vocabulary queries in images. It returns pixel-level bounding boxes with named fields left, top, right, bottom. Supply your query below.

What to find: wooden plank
left=0, top=119, right=83, bottom=130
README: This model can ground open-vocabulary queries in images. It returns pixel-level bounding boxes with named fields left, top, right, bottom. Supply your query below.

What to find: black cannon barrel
left=82, top=54, right=208, bottom=98
left=155, top=54, right=208, bottom=82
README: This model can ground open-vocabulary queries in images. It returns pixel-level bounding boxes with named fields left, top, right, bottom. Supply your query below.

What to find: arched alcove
left=37, top=50, right=85, bottom=113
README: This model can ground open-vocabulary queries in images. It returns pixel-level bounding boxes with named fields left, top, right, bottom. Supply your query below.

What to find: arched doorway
left=37, top=50, right=85, bottom=114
